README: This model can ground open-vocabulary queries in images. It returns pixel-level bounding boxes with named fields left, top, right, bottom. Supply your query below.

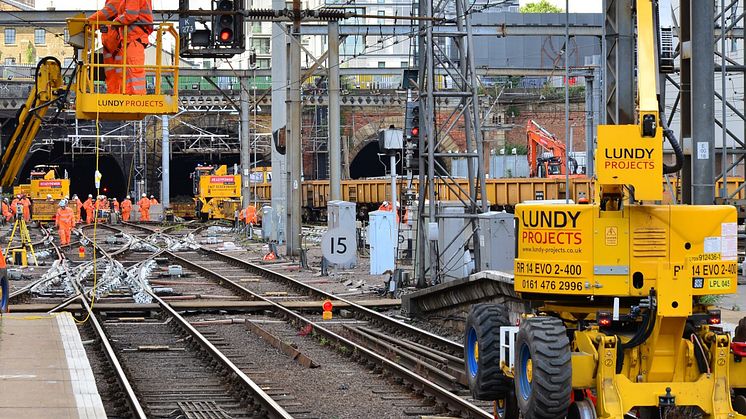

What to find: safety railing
left=67, top=17, right=179, bottom=120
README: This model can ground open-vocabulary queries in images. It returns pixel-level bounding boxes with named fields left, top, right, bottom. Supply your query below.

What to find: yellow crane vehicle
left=24, top=165, right=72, bottom=222
left=464, top=1, right=746, bottom=418
left=193, top=165, right=242, bottom=221
left=0, top=18, right=178, bottom=218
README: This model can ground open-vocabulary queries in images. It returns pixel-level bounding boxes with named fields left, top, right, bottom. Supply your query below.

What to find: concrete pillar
left=240, top=77, right=251, bottom=207
left=286, top=11, right=302, bottom=256
left=691, top=0, right=715, bottom=204
left=161, top=115, right=170, bottom=208
left=271, top=0, right=287, bottom=243
left=328, top=22, right=341, bottom=201
left=680, top=1, right=692, bottom=204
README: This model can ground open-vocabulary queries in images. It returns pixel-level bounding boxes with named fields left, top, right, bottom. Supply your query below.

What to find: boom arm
left=526, top=119, right=567, bottom=177
left=0, top=57, right=64, bottom=189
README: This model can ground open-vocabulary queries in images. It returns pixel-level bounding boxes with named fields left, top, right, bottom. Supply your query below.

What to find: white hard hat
left=59, top=200, right=66, bottom=207
left=47, top=194, right=52, bottom=199
left=88, top=194, right=93, bottom=198
left=126, top=195, right=131, bottom=199
left=142, top=193, right=147, bottom=197
left=150, top=195, right=154, bottom=198
left=382, top=200, right=389, bottom=206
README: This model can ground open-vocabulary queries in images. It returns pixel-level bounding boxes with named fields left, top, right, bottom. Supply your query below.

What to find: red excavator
left=526, top=119, right=584, bottom=178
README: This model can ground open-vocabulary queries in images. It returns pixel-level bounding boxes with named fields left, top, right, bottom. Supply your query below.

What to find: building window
left=378, top=61, right=386, bottom=68
left=401, top=61, right=409, bottom=68
left=378, top=10, right=385, bottom=23
left=4, top=28, right=16, bottom=45
left=34, top=28, right=46, bottom=45
left=257, top=58, right=270, bottom=69
left=251, top=22, right=262, bottom=33
left=64, top=28, right=69, bottom=43
left=250, top=37, right=270, bottom=55
left=4, top=58, right=16, bottom=65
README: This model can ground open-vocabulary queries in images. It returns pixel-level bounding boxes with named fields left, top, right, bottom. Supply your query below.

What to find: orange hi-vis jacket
left=138, top=197, right=151, bottom=211
left=55, top=207, right=76, bottom=230
left=1, top=202, right=11, bottom=221
left=20, top=197, right=31, bottom=221
left=113, top=199, right=120, bottom=212
left=114, top=0, right=153, bottom=95
left=244, top=205, right=258, bottom=224
left=114, top=0, right=153, bottom=43
left=89, top=0, right=123, bottom=93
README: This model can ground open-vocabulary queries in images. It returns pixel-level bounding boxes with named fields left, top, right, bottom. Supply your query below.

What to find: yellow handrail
left=68, top=18, right=179, bottom=95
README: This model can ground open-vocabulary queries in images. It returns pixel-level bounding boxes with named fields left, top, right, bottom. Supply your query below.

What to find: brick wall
left=502, top=102, right=587, bottom=153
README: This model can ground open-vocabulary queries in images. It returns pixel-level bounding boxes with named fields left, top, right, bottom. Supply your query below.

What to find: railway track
left=161, top=248, right=491, bottom=417
left=11, top=221, right=489, bottom=417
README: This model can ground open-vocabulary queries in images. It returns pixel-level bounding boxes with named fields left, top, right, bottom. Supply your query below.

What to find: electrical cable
left=75, top=13, right=103, bottom=325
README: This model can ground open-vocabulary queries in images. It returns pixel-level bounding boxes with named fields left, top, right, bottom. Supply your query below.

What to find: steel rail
left=197, top=247, right=464, bottom=353
left=163, top=249, right=489, bottom=418
left=78, top=225, right=293, bottom=419
left=42, top=232, right=149, bottom=418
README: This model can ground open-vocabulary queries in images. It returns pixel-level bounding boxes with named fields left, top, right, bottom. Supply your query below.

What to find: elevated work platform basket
left=67, top=17, right=179, bottom=120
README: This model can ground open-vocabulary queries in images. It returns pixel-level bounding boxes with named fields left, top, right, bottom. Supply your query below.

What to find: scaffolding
left=416, top=0, right=488, bottom=285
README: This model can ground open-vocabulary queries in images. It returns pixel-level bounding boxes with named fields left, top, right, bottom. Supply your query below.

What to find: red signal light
left=411, top=127, right=419, bottom=137
left=322, top=299, right=333, bottom=312
left=219, top=28, right=233, bottom=43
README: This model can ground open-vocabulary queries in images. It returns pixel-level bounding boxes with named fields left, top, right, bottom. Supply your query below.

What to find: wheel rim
left=467, top=327, right=479, bottom=377
left=495, top=399, right=505, bottom=418
left=518, top=343, right=532, bottom=400
left=0, top=275, right=8, bottom=313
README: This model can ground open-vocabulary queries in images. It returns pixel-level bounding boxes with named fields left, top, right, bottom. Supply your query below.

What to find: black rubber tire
left=464, top=303, right=512, bottom=400
left=734, top=394, right=746, bottom=415
left=514, top=316, right=572, bottom=419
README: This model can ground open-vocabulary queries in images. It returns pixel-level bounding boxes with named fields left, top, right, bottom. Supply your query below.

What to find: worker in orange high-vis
left=88, top=0, right=123, bottom=93
left=138, top=193, right=151, bottom=221
left=19, top=194, right=31, bottom=222
left=10, top=195, right=20, bottom=218
left=55, top=200, right=76, bottom=246
left=113, top=0, right=153, bottom=95
left=238, top=206, right=246, bottom=226
left=245, top=205, right=258, bottom=225
left=112, top=197, right=120, bottom=214
left=121, top=195, right=132, bottom=221
left=1, top=198, right=12, bottom=224
left=149, top=195, right=158, bottom=206
left=71, top=194, right=83, bottom=223
left=83, top=194, right=94, bottom=223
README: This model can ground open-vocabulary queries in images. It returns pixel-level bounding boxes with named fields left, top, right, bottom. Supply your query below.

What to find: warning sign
left=605, top=226, right=618, bottom=246
left=38, top=180, right=62, bottom=188
left=210, top=176, right=236, bottom=184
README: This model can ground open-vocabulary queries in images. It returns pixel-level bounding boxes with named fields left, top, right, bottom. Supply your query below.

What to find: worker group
left=1, top=193, right=160, bottom=246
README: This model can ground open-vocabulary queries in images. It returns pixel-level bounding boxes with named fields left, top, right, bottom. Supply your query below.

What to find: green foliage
left=505, top=142, right=528, bottom=155
left=699, top=295, right=723, bottom=305
left=520, top=0, right=563, bottom=13
left=24, top=41, right=36, bottom=64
